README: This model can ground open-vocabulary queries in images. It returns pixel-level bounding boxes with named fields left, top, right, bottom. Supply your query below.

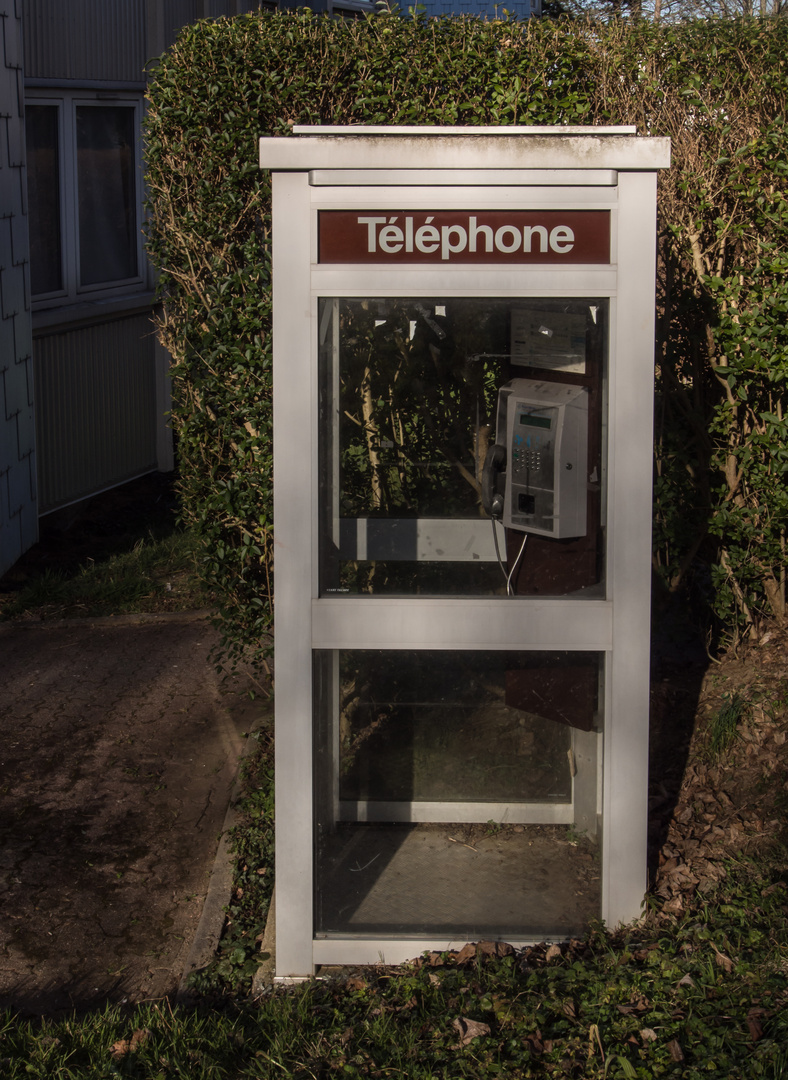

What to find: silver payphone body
left=487, top=379, right=588, bottom=538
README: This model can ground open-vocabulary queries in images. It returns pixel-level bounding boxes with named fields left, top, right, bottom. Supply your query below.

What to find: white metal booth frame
left=260, top=126, right=671, bottom=978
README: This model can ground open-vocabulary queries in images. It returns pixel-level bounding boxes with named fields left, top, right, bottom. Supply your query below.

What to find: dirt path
left=0, top=613, right=264, bottom=1017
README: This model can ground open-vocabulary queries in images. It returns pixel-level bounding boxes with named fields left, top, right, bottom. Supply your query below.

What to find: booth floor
left=316, top=823, right=600, bottom=940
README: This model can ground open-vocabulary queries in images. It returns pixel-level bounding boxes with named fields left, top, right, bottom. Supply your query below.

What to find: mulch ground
left=648, top=624, right=788, bottom=914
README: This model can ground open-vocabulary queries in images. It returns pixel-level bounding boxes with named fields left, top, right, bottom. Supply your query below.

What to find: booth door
left=312, top=296, right=607, bottom=940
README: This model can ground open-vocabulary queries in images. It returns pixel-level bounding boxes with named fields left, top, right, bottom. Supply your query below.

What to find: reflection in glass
left=338, top=650, right=578, bottom=806
left=26, top=105, right=63, bottom=296
left=314, top=649, right=603, bottom=939
left=77, top=106, right=137, bottom=286
left=319, top=298, right=606, bottom=597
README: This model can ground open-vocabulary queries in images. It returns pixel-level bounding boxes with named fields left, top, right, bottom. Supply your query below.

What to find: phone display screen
left=520, top=413, right=552, bottom=430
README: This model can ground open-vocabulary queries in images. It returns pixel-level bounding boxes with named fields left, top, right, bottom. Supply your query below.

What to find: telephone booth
left=259, top=126, right=670, bottom=978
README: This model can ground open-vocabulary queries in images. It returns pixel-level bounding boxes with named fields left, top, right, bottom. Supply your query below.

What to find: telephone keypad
left=512, top=441, right=551, bottom=486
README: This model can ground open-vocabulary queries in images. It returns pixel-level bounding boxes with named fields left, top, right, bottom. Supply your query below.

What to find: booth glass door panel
left=313, top=648, right=603, bottom=940
left=315, top=294, right=610, bottom=941
left=318, top=297, right=608, bottom=601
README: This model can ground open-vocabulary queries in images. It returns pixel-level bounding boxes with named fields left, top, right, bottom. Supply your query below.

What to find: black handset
left=481, top=443, right=506, bottom=521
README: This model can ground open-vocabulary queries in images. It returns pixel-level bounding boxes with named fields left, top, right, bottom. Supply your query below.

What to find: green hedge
left=144, top=12, right=788, bottom=665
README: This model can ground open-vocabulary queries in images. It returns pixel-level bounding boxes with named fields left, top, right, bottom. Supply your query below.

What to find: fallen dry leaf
left=477, top=940, right=515, bottom=959
left=452, top=1017, right=491, bottom=1045
left=455, top=943, right=477, bottom=965
left=711, top=942, right=734, bottom=973
left=617, top=992, right=650, bottom=1016
left=109, top=1029, right=151, bottom=1060
left=747, top=1007, right=767, bottom=1041
left=524, top=1029, right=554, bottom=1055
left=545, top=943, right=562, bottom=963
left=667, top=1039, right=685, bottom=1062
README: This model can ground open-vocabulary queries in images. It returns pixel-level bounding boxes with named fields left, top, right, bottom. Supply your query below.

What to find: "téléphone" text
left=357, top=214, right=576, bottom=261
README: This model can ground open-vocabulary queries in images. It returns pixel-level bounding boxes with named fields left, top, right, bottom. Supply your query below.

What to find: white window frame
left=25, top=90, right=146, bottom=310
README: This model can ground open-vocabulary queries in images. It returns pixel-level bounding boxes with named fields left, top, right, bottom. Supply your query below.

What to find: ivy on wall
left=144, top=12, right=788, bottom=664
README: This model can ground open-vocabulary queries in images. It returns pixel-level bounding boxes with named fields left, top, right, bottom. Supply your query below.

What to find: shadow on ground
left=0, top=614, right=264, bottom=1018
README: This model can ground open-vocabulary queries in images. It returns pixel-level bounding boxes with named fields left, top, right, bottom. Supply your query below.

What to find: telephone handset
left=482, top=378, right=589, bottom=539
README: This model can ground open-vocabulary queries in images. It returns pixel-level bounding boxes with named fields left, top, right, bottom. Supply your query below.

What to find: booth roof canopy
left=291, top=125, right=638, bottom=136
left=259, top=128, right=671, bottom=171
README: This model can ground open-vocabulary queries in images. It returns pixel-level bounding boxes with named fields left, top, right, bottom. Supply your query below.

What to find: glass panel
left=25, top=105, right=63, bottom=296
left=319, top=298, right=607, bottom=598
left=76, top=106, right=137, bottom=286
left=314, top=649, right=603, bottom=939
left=339, top=651, right=582, bottom=805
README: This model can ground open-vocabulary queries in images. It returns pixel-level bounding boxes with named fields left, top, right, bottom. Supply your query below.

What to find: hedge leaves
left=145, top=12, right=788, bottom=664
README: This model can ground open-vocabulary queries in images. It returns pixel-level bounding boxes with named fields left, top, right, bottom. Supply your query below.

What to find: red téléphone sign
left=318, top=210, right=610, bottom=265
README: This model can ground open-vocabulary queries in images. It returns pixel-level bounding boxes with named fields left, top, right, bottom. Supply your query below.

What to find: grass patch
left=0, top=528, right=208, bottom=620
left=708, top=692, right=746, bottom=760
left=187, top=724, right=276, bottom=999
left=1, top=867, right=787, bottom=1078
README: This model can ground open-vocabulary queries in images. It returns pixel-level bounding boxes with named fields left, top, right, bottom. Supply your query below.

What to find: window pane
left=76, top=106, right=137, bottom=286
left=25, top=105, right=63, bottom=296
left=319, top=297, right=607, bottom=598
left=315, top=649, right=603, bottom=938
left=337, top=650, right=591, bottom=805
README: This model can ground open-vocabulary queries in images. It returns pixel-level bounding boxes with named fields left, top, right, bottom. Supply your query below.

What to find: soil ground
left=0, top=613, right=265, bottom=1017
left=0, top=477, right=268, bottom=1017
left=647, top=618, right=788, bottom=912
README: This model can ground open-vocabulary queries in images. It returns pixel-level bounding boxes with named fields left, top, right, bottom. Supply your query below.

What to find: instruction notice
left=511, top=309, right=587, bottom=374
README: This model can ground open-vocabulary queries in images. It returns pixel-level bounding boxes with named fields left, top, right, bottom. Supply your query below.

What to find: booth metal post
left=271, top=169, right=315, bottom=978
left=603, top=168, right=659, bottom=926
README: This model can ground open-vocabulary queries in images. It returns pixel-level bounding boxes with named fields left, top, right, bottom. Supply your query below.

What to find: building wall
left=22, top=0, right=179, bottom=530
left=23, top=0, right=148, bottom=83
left=419, top=0, right=539, bottom=13
left=34, top=314, right=159, bottom=513
left=1, top=1, right=37, bottom=577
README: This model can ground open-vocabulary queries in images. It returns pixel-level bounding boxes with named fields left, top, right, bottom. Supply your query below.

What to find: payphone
left=261, top=126, right=670, bottom=977
left=483, top=378, right=589, bottom=539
